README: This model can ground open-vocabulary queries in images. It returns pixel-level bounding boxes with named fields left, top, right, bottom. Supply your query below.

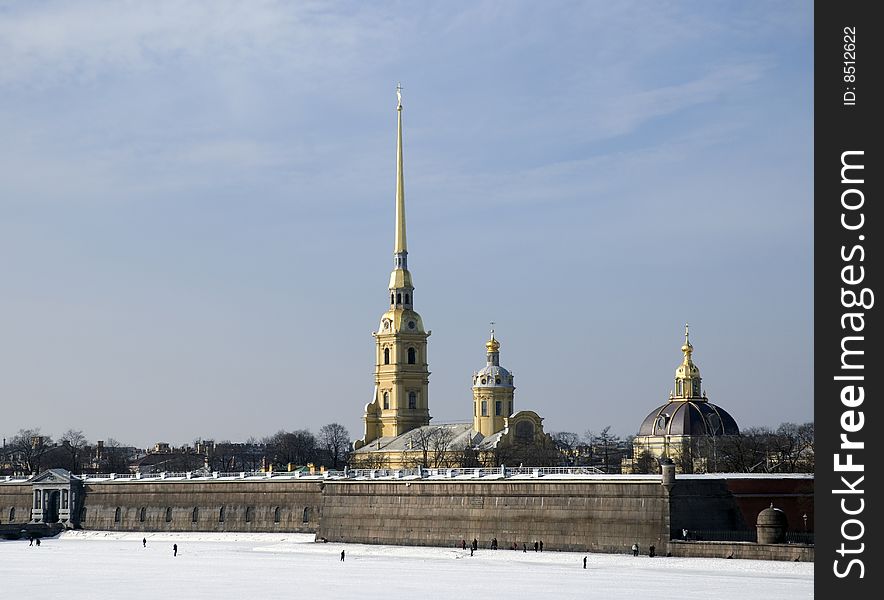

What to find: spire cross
left=684, top=322, right=690, bottom=343
left=490, top=321, right=495, bottom=338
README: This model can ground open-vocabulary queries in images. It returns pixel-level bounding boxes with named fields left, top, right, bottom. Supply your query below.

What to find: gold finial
left=486, top=322, right=500, bottom=352
left=681, top=322, right=693, bottom=356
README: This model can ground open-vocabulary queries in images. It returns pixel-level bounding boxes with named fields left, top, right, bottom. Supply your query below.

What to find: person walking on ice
left=341, top=550, right=345, bottom=561
left=583, top=556, right=587, bottom=569
left=173, top=543, right=178, bottom=557
left=631, top=543, right=639, bottom=557
left=143, top=537, right=147, bottom=548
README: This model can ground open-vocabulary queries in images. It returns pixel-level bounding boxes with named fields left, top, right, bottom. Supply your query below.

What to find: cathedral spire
left=394, top=83, right=407, bottom=258
left=388, top=83, right=414, bottom=306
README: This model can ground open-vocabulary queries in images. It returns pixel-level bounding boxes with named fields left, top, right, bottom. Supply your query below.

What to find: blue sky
left=0, top=1, right=812, bottom=448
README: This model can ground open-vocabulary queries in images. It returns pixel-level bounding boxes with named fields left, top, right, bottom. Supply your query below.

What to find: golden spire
left=394, top=82, right=407, bottom=254
left=486, top=322, right=500, bottom=353
left=681, top=322, right=693, bottom=360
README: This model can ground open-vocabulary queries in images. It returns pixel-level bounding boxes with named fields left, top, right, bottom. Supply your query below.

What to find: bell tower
left=356, top=85, right=431, bottom=449
left=472, top=325, right=515, bottom=437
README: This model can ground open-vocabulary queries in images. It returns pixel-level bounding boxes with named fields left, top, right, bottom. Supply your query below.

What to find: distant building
left=628, top=325, right=739, bottom=473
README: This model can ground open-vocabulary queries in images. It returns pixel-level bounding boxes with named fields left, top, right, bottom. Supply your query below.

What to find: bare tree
left=589, top=426, right=624, bottom=473
left=265, top=429, right=318, bottom=469
left=551, top=431, right=581, bottom=466
left=318, top=423, right=351, bottom=470
left=8, top=429, right=53, bottom=474
left=59, top=429, right=89, bottom=474
left=103, top=438, right=132, bottom=473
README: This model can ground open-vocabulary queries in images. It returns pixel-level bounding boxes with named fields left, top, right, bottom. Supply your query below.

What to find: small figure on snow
left=173, top=543, right=178, bottom=557
left=143, top=537, right=147, bottom=548
left=583, top=556, right=587, bottom=569
left=534, top=541, right=538, bottom=552
left=341, top=550, right=345, bottom=562
left=631, top=543, right=638, bottom=557
left=540, top=540, right=544, bottom=552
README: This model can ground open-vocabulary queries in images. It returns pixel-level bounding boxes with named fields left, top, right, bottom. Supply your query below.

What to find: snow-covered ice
left=0, top=531, right=812, bottom=599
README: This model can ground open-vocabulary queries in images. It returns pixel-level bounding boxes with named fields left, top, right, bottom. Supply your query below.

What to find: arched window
left=481, top=401, right=487, bottom=416
left=139, top=507, right=146, bottom=522
left=274, top=507, right=281, bottom=523
left=192, top=507, right=199, bottom=523
left=219, top=506, right=225, bottom=523
left=396, top=293, right=402, bottom=304
left=408, top=392, right=417, bottom=409
left=245, top=506, right=254, bottom=523
left=390, top=293, right=395, bottom=305
left=302, top=507, right=312, bottom=523
left=405, top=293, right=410, bottom=304
left=407, top=348, right=416, bottom=364
left=508, top=401, right=513, bottom=415
left=383, top=392, right=389, bottom=409
left=384, top=348, right=390, bottom=364
left=495, top=401, right=502, bottom=416
left=515, top=421, right=535, bottom=442
left=9, top=507, right=15, bottom=522
left=114, top=507, right=121, bottom=523
left=165, top=507, right=172, bottom=523
left=676, top=380, right=682, bottom=396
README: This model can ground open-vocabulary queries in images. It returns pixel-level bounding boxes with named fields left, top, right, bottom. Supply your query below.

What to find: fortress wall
left=317, top=480, right=672, bottom=554
left=668, top=479, right=748, bottom=535
left=0, top=482, right=32, bottom=524
left=723, top=479, right=815, bottom=532
left=669, top=540, right=814, bottom=562
left=80, top=480, right=323, bottom=533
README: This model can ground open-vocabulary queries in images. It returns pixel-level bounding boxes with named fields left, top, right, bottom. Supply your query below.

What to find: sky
left=0, top=1, right=813, bottom=449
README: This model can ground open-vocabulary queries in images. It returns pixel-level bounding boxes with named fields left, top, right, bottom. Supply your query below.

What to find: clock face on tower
left=382, top=319, right=391, bottom=331
left=408, top=320, right=416, bottom=330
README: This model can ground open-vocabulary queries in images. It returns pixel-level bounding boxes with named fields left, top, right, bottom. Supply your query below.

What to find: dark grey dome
left=637, top=400, right=739, bottom=437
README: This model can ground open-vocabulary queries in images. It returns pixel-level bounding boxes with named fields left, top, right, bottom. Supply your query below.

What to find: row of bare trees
left=627, top=422, right=815, bottom=474
left=1, top=423, right=352, bottom=476
left=2, top=428, right=131, bottom=475
left=550, top=426, right=629, bottom=473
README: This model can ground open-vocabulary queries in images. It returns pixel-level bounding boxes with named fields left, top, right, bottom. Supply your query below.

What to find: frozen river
left=0, top=531, right=813, bottom=599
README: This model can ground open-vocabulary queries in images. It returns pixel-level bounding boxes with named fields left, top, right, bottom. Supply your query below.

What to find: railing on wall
left=680, top=529, right=815, bottom=545
left=3, top=466, right=650, bottom=484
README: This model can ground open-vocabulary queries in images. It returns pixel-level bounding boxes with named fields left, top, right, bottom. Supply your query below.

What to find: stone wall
left=668, top=479, right=749, bottom=535
left=0, top=482, right=32, bottom=525
left=318, top=479, right=671, bottom=554
left=80, top=480, right=323, bottom=533
left=668, top=540, right=814, bottom=562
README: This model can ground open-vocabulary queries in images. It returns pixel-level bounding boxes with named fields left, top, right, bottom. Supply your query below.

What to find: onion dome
left=473, top=327, right=514, bottom=388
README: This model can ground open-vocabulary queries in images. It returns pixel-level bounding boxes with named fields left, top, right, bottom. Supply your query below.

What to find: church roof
left=352, top=423, right=475, bottom=454
left=637, top=399, right=739, bottom=437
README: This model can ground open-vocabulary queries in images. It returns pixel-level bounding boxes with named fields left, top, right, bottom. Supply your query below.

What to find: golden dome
left=486, top=336, right=500, bottom=353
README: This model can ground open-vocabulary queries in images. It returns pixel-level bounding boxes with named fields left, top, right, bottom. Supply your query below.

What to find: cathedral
left=351, top=89, right=554, bottom=469
left=628, top=325, right=740, bottom=473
